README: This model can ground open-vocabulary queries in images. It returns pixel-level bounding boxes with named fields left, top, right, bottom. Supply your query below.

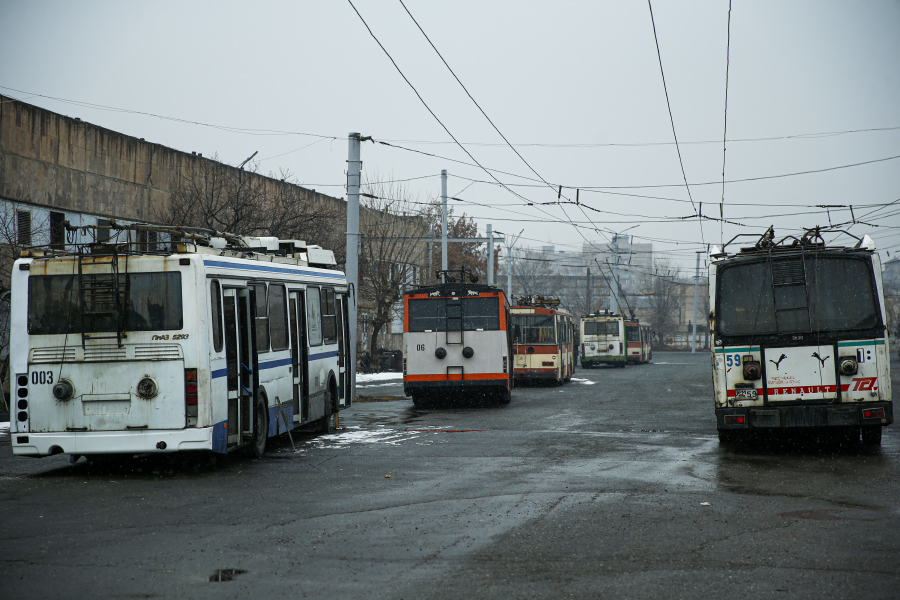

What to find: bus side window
left=254, top=284, right=269, bottom=352
left=269, top=285, right=289, bottom=351
left=307, top=287, right=323, bottom=346
left=210, top=280, right=223, bottom=352
left=322, top=287, right=337, bottom=343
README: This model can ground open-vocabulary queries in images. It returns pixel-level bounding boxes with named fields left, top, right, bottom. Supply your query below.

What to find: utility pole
left=346, top=133, right=362, bottom=401
left=441, top=169, right=448, bottom=281
left=691, top=251, right=702, bottom=353
left=609, top=235, right=621, bottom=314
left=487, top=224, right=494, bottom=284
left=586, top=266, right=592, bottom=314
left=498, top=229, right=524, bottom=298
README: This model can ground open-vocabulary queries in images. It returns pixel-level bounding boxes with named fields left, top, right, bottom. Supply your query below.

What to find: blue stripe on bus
left=211, top=367, right=229, bottom=379
left=202, top=259, right=346, bottom=280
left=309, top=350, right=338, bottom=361
left=259, top=357, right=293, bottom=370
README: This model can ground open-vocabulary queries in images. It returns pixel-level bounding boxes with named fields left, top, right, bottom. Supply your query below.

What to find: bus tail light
left=185, top=369, right=198, bottom=417
left=724, top=415, right=745, bottom=425
left=863, top=407, right=885, bottom=419
left=403, top=358, right=407, bottom=376
left=503, top=356, right=507, bottom=374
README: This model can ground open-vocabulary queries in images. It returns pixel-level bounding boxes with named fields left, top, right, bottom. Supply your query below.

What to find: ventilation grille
left=30, top=347, right=77, bottom=363
left=772, top=259, right=805, bottom=286
left=84, top=345, right=127, bottom=361
left=133, top=344, right=183, bottom=360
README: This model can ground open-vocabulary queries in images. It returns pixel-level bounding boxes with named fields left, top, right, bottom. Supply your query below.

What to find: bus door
left=288, top=290, right=309, bottom=422
left=336, top=292, right=350, bottom=407
left=223, top=288, right=255, bottom=446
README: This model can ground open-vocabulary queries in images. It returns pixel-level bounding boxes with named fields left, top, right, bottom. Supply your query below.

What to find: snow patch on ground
left=0, top=422, right=9, bottom=437
left=309, top=427, right=419, bottom=449
left=357, top=382, right=403, bottom=389
left=357, top=372, right=403, bottom=383
left=570, top=378, right=596, bottom=385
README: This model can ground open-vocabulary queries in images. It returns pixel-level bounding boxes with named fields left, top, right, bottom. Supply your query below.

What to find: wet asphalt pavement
left=1, top=351, right=899, bottom=599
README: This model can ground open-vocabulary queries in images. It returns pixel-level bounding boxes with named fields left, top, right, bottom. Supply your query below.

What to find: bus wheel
left=498, top=388, right=512, bottom=404
left=251, top=394, right=268, bottom=458
left=861, top=425, right=882, bottom=446
left=412, top=394, right=426, bottom=408
left=318, top=382, right=337, bottom=433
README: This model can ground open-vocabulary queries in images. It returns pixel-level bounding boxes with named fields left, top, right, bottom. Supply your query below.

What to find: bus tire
left=317, top=379, right=337, bottom=434
left=251, top=392, right=268, bottom=458
left=861, top=425, right=882, bottom=446
left=498, top=388, right=512, bottom=404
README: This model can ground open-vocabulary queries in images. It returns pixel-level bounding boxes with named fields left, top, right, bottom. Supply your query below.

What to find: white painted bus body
left=10, top=248, right=350, bottom=457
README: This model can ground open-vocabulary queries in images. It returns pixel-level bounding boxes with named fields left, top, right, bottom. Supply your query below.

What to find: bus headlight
left=137, top=376, right=159, bottom=399
left=742, top=361, right=761, bottom=380
left=52, top=379, right=75, bottom=401
left=839, top=357, right=858, bottom=376
left=462, top=346, right=474, bottom=358
left=435, top=347, right=447, bottom=359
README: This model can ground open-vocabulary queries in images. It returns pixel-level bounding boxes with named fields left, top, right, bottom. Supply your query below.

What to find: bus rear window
left=583, top=321, right=619, bottom=336
left=717, top=256, right=880, bottom=336
left=407, top=297, right=500, bottom=331
left=28, top=272, right=183, bottom=335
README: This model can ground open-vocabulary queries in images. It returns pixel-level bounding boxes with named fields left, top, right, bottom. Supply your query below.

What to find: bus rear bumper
left=11, top=426, right=218, bottom=457
left=514, top=370, right=557, bottom=380
left=716, top=402, right=893, bottom=430
left=404, top=379, right=507, bottom=396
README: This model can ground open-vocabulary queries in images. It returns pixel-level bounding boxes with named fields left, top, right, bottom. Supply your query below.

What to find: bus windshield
left=513, top=314, right=556, bottom=344
left=407, top=297, right=500, bottom=332
left=583, top=320, right=619, bottom=336
left=717, top=255, right=880, bottom=336
left=28, top=272, right=183, bottom=335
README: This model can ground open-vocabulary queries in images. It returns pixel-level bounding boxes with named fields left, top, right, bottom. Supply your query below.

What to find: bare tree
left=638, top=259, right=682, bottom=345
left=357, top=177, right=430, bottom=359
left=0, top=202, right=49, bottom=411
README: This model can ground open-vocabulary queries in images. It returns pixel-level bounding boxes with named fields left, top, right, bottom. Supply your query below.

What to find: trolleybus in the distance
left=580, top=311, right=651, bottom=367
left=711, top=227, right=892, bottom=445
left=10, top=222, right=351, bottom=460
left=403, top=270, right=513, bottom=406
left=510, top=296, right=575, bottom=385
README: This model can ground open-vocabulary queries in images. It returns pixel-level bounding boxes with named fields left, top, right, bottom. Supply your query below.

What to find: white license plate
left=735, top=389, right=758, bottom=399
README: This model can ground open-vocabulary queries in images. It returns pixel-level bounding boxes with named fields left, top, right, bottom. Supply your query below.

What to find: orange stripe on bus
left=405, top=373, right=508, bottom=382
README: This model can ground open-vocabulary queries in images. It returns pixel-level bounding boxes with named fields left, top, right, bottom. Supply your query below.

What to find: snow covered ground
left=357, top=372, right=402, bottom=383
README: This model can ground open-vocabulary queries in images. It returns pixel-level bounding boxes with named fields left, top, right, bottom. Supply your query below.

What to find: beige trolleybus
left=711, top=227, right=892, bottom=445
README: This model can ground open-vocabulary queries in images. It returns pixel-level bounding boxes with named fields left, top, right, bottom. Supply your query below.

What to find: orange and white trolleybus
left=403, top=272, right=513, bottom=406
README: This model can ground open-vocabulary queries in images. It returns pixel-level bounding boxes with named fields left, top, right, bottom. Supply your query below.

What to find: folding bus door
left=336, top=292, right=350, bottom=407
left=223, top=288, right=255, bottom=446
left=289, top=290, right=309, bottom=423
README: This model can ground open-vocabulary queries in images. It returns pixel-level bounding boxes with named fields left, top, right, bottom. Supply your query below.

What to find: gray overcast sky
left=2, top=0, right=898, bottom=271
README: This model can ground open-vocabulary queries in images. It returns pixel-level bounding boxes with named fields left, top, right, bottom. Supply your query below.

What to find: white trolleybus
left=510, top=296, right=575, bottom=385
left=711, top=227, right=893, bottom=445
left=403, top=270, right=513, bottom=406
left=10, top=222, right=352, bottom=459
left=580, top=311, right=652, bottom=368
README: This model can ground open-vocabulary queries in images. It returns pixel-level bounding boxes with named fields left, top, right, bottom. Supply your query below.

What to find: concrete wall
left=0, top=94, right=344, bottom=223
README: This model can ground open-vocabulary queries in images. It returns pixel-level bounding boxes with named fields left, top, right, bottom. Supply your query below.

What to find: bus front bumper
left=716, top=402, right=893, bottom=430
left=11, top=426, right=221, bottom=457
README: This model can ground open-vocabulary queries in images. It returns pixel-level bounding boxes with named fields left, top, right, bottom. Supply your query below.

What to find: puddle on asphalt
left=209, top=568, right=247, bottom=582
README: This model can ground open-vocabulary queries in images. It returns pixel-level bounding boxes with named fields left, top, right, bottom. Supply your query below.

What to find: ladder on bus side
left=78, top=246, right=126, bottom=347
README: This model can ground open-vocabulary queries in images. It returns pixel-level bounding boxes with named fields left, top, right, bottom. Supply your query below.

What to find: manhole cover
left=209, top=568, right=247, bottom=582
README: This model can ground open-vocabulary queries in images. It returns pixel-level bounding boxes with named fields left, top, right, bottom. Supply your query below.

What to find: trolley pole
left=487, top=223, right=494, bottom=284
left=690, top=251, right=702, bottom=353
left=346, top=133, right=362, bottom=400
left=441, top=169, right=448, bottom=281
left=610, top=235, right=621, bottom=315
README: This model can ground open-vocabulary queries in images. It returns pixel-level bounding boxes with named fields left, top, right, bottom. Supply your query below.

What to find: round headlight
left=462, top=346, right=475, bottom=358
left=590, top=344, right=596, bottom=350
left=52, top=379, right=75, bottom=401
left=137, top=376, right=159, bottom=399
left=435, top=347, right=447, bottom=359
